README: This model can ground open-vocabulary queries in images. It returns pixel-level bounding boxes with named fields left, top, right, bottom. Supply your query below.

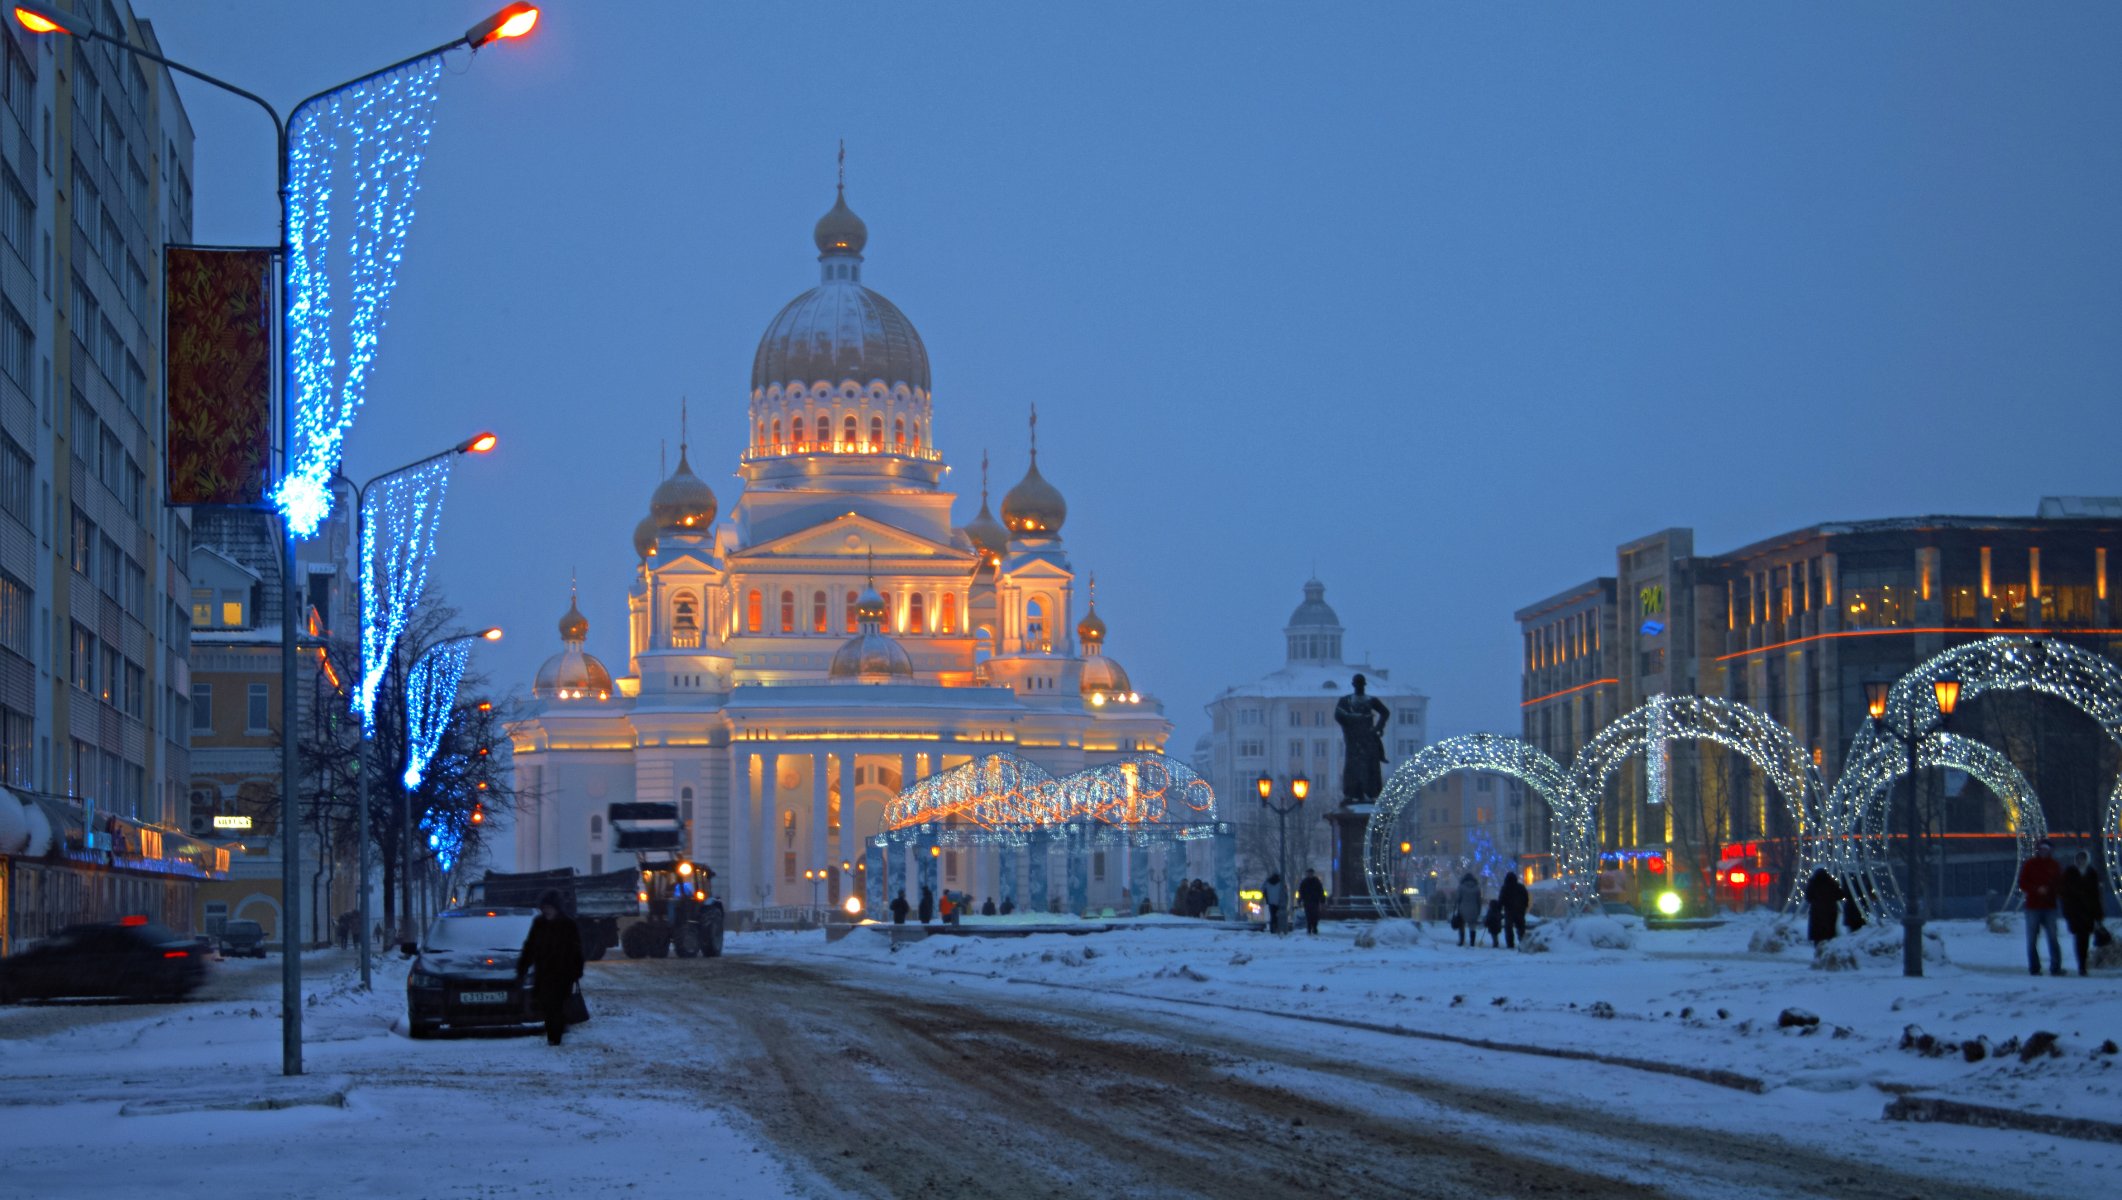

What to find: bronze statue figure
left=1334, top=673, right=1391, bottom=803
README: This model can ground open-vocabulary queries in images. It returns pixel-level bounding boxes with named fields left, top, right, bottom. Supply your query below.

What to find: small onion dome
left=558, top=595, right=589, bottom=643
left=632, top=513, right=659, bottom=560
left=534, top=647, right=616, bottom=702
left=962, top=498, right=1007, bottom=564
left=650, top=446, right=718, bottom=531
left=1080, top=653, right=1132, bottom=702
left=854, top=583, right=889, bottom=623
left=1001, top=456, right=1066, bottom=536
left=1076, top=604, right=1105, bottom=646
left=814, top=189, right=868, bottom=257
left=831, top=582, right=913, bottom=683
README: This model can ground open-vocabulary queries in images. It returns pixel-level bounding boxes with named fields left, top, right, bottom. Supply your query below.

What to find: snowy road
left=3, top=927, right=2113, bottom=1199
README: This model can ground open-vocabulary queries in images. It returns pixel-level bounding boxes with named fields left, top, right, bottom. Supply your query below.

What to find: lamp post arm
left=76, top=30, right=286, bottom=143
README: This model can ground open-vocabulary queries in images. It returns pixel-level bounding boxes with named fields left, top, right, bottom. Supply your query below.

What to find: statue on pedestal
left=1333, top=673, right=1391, bottom=804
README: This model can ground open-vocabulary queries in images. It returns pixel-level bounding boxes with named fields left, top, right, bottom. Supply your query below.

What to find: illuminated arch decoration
left=879, top=752, right=1222, bottom=844
left=1363, top=734, right=1594, bottom=917
left=1569, top=694, right=1831, bottom=909
left=274, top=59, right=450, bottom=538
left=1830, top=636, right=2122, bottom=915
left=1829, top=730, right=2045, bottom=920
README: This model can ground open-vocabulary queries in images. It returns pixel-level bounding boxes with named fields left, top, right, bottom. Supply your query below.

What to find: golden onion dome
left=1076, top=604, right=1106, bottom=646
left=650, top=446, right=718, bottom=531
left=533, top=647, right=615, bottom=702
left=828, top=629, right=915, bottom=684
left=963, top=497, right=1007, bottom=563
left=632, top=513, right=659, bottom=560
left=1001, top=456, right=1066, bottom=536
left=558, top=595, right=589, bottom=643
left=813, top=187, right=869, bottom=257
left=854, top=583, right=889, bottom=622
left=1080, top=652, right=1132, bottom=700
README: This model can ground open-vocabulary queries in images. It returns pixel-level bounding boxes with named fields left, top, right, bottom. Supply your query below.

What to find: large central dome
left=750, top=189, right=930, bottom=394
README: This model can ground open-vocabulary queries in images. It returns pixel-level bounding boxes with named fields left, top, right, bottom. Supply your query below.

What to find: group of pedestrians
left=1447, top=872, right=1529, bottom=948
left=1261, top=869, right=1327, bottom=934
left=1172, top=878, right=1221, bottom=918
left=1802, top=869, right=1869, bottom=953
left=2018, top=839, right=2111, bottom=977
left=886, top=886, right=1010, bottom=926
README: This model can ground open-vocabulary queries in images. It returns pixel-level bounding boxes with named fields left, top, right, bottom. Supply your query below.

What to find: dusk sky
left=140, top=2, right=2122, bottom=751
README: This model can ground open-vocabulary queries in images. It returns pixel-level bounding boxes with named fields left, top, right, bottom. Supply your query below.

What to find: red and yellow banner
left=165, top=247, right=272, bottom=506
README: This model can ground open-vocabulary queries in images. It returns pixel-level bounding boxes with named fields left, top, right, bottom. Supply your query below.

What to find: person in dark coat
left=2060, top=851, right=2107, bottom=977
left=1483, top=898, right=1505, bottom=946
left=917, top=885, right=934, bottom=925
left=1173, top=883, right=1190, bottom=917
left=516, top=891, right=584, bottom=1046
left=1803, top=869, right=1844, bottom=953
left=2018, top=839, right=2065, bottom=976
left=888, top=890, right=910, bottom=925
left=1296, top=869, right=1326, bottom=935
left=981, top=897, right=996, bottom=917
left=1000, top=896, right=1015, bottom=916
left=1499, top=872, right=1530, bottom=949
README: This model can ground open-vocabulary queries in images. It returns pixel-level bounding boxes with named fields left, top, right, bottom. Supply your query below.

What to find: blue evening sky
left=138, top=2, right=2122, bottom=750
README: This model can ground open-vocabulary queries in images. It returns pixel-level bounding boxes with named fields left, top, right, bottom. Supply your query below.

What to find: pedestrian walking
left=2060, top=851, right=2109, bottom=977
left=1483, top=898, right=1505, bottom=947
left=939, top=892, right=956, bottom=926
left=982, top=897, right=997, bottom=917
left=2018, top=839, right=2065, bottom=976
left=1263, top=873, right=1288, bottom=934
left=889, top=890, right=909, bottom=925
left=1803, top=869, right=1844, bottom=954
left=918, top=885, right=934, bottom=925
left=1454, top=874, right=1482, bottom=947
left=515, top=890, right=584, bottom=1047
left=1499, top=871, right=1529, bottom=949
left=1297, top=869, right=1325, bottom=935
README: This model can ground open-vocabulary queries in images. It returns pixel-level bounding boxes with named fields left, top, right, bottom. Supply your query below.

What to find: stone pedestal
left=1323, top=803, right=1381, bottom=920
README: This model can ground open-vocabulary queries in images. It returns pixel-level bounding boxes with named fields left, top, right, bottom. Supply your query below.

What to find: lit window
left=770, top=418, right=781, bottom=449
left=894, top=416, right=906, bottom=451
left=1026, top=598, right=1047, bottom=648
left=909, top=593, right=925, bottom=633
left=869, top=415, right=883, bottom=448
left=842, top=415, right=857, bottom=446
left=846, top=591, right=859, bottom=634
left=939, top=593, right=957, bottom=634
left=812, top=591, right=828, bottom=633
left=791, top=416, right=806, bottom=446
left=780, top=590, right=795, bottom=634
left=746, top=590, right=762, bottom=633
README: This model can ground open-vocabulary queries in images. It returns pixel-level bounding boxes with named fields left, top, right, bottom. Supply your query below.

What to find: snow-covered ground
left=0, top=950, right=808, bottom=1199
left=806, top=911, right=2122, bottom=1128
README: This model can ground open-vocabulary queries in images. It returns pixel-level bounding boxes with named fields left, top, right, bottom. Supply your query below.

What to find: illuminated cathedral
left=508, top=185, right=1173, bottom=914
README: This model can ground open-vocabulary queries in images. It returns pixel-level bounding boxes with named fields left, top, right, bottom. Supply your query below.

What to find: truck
left=464, top=802, right=725, bottom=960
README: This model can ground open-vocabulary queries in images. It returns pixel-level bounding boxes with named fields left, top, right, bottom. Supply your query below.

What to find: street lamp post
left=334, top=435, right=495, bottom=990
left=1255, top=773, right=1309, bottom=933
left=400, top=628, right=502, bottom=944
left=13, top=0, right=538, bottom=1079
left=1863, top=674, right=1962, bottom=978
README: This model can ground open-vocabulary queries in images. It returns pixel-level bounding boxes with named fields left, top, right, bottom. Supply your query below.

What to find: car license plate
left=458, top=990, right=508, bottom=1005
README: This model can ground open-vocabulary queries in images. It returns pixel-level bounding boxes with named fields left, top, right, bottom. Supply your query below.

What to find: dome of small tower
left=1080, top=653, right=1132, bottom=701
left=632, top=513, right=659, bottom=560
left=813, top=188, right=868, bottom=257
left=558, top=595, right=589, bottom=642
left=1001, top=408, right=1066, bottom=536
left=649, top=446, right=718, bottom=531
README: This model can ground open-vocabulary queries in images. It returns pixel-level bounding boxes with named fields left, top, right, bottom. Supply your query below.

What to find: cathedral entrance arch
left=1364, top=734, right=1593, bottom=917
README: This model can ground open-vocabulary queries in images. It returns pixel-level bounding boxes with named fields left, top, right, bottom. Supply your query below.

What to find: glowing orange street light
left=467, top=3, right=538, bottom=48
left=479, top=627, right=504, bottom=641
left=459, top=432, right=499, bottom=454
left=11, top=5, right=79, bottom=35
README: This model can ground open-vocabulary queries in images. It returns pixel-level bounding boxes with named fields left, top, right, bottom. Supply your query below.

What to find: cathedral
left=507, top=187, right=1173, bottom=914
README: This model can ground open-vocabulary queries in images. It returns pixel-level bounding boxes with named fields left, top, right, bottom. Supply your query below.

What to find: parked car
left=406, top=907, right=579, bottom=1039
left=0, top=917, right=210, bottom=1003
left=219, top=919, right=267, bottom=958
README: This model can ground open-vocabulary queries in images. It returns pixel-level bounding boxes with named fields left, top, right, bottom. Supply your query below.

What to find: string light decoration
left=275, top=59, right=448, bottom=537
left=355, top=457, right=454, bottom=732
left=1364, top=733, right=1594, bottom=917
left=402, top=639, right=472, bottom=790
left=1828, top=636, right=2122, bottom=915
left=882, top=752, right=1222, bottom=845
left=1829, top=729, right=2045, bottom=920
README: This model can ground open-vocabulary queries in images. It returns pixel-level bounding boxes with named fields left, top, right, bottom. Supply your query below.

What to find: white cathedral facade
left=507, top=188, right=1172, bottom=914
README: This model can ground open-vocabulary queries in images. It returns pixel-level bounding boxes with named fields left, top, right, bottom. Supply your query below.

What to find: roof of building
left=751, top=190, right=930, bottom=393
left=1209, top=661, right=1427, bottom=705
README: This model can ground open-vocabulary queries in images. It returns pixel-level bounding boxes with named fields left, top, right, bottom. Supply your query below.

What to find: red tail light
left=119, top=914, right=148, bottom=926
left=163, top=950, right=189, bottom=959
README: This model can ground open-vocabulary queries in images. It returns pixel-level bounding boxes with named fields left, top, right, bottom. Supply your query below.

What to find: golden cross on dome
left=981, top=449, right=990, bottom=503
left=1029, top=403, right=1039, bottom=460
left=837, top=139, right=846, bottom=194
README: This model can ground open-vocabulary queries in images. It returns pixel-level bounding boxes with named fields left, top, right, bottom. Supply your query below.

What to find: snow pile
left=1522, top=915, right=1637, bottom=953
left=1748, top=920, right=1799, bottom=954
left=1352, top=920, right=1423, bottom=949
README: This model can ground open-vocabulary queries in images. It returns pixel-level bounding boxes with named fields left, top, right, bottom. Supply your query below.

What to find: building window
left=842, top=415, right=856, bottom=446
left=190, top=683, right=212, bottom=733
left=894, top=416, right=906, bottom=451
left=221, top=599, right=243, bottom=627
left=1026, top=597, right=1047, bottom=648
left=846, top=590, right=859, bottom=634
left=770, top=418, right=781, bottom=449
left=779, top=590, right=795, bottom=634
left=783, top=851, right=797, bottom=883
left=812, top=591, right=828, bottom=634
left=590, top=814, right=603, bottom=837
left=746, top=590, right=762, bottom=633
left=791, top=415, right=805, bottom=446
left=944, top=849, right=959, bottom=883
left=246, top=684, right=269, bottom=733
left=908, top=592, right=925, bottom=634
left=939, top=593, right=957, bottom=634
left=869, top=415, right=883, bottom=448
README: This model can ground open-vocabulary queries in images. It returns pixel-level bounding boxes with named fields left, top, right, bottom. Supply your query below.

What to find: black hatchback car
left=0, top=918, right=210, bottom=1002
left=406, top=907, right=574, bottom=1039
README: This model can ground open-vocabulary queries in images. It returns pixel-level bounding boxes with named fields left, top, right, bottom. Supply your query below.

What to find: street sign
left=213, top=815, right=254, bottom=830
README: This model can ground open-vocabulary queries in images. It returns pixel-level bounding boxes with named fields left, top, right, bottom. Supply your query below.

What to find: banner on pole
left=165, top=246, right=273, bottom=506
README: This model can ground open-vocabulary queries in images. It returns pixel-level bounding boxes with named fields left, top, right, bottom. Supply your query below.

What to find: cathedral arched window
left=842, top=415, right=857, bottom=447
left=755, top=420, right=765, bottom=452
left=894, top=416, right=906, bottom=451
left=746, top=590, right=762, bottom=633
left=791, top=416, right=805, bottom=447
left=673, top=592, right=698, bottom=634
left=908, top=592, right=925, bottom=633
left=770, top=418, right=781, bottom=450
left=939, top=593, right=957, bottom=634
left=812, top=591, right=827, bottom=633
left=974, top=627, right=993, bottom=663
left=780, top=590, right=795, bottom=634
left=846, top=591, right=859, bottom=633
left=911, top=425, right=922, bottom=456
left=1026, top=597, right=1048, bottom=649
left=869, top=415, right=883, bottom=449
